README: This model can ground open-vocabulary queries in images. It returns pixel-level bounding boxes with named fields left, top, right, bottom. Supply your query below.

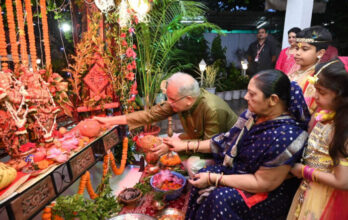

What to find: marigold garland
left=0, top=6, right=8, bottom=70
left=5, top=0, right=19, bottom=64
left=109, top=137, right=128, bottom=175
left=77, top=171, right=98, bottom=199
left=40, top=0, right=52, bottom=72
left=42, top=203, right=63, bottom=220
left=15, top=0, right=29, bottom=65
left=24, top=0, right=37, bottom=70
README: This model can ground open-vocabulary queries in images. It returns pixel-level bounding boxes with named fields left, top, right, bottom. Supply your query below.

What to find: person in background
left=165, top=70, right=310, bottom=220
left=247, top=27, right=277, bottom=77
left=287, top=59, right=348, bottom=220
left=275, top=27, right=301, bottom=75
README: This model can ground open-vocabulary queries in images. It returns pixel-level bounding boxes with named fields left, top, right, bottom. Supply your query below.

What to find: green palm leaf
left=135, top=0, right=220, bottom=107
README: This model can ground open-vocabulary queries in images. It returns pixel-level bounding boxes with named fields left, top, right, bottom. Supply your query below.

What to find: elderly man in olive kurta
left=126, top=88, right=236, bottom=140
left=94, top=73, right=237, bottom=175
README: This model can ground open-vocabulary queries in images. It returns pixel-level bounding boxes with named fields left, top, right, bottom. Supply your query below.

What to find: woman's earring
left=317, top=56, right=321, bottom=59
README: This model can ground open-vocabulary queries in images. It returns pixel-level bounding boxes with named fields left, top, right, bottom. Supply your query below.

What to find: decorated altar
left=0, top=0, right=216, bottom=219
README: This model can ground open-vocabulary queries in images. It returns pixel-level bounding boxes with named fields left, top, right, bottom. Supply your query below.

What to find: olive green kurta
left=126, top=89, right=237, bottom=140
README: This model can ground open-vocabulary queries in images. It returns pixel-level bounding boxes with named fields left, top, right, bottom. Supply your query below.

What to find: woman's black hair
left=296, top=26, right=332, bottom=51
left=316, top=59, right=348, bottom=166
left=288, top=27, right=301, bottom=35
left=253, top=69, right=291, bottom=107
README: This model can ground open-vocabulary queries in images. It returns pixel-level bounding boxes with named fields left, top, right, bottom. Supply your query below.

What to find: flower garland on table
left=77, top=171, right=98, bottom=199
left=5, top=0, right=20, bottom=65
left=24, top=0, right=37, bottom=70
left=0, top=7, right=8, bottom=70
left=15, top=0, right=29, bottom=65
left=40, top=0, right=52, bottom=71
left=102, top=137, right=129, bottom=178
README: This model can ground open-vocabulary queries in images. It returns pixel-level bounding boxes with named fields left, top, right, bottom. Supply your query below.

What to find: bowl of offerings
left=118, top=188, right=142, bottom=206
left=150, top=170, right=186, bottom=201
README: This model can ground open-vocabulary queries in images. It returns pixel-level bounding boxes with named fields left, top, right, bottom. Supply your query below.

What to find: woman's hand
left=291, top=163, right=304, bottom=179
left=188, top=173, right=210, bottom=189
left=162, top=137, right=186, bottom=152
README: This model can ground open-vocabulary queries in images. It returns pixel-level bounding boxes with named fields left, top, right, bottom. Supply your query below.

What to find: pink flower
left=130, top=82, right=138, bottom=95
left=125, top=72, right=135, bottom=81
left=126, top=48, right=136, bottom=59
left=133, top=16, right=139, bottom=24
left=133, top=44, right=137, bottom=49
left=127, top=63, right=134, bottom=70
left=128, top=27, right=135, bottom=34
left=122, top=40, right=128, bottom=47
left=132, top=60, right=137, bottom=69
left=120, top=33, right=126, bottom=38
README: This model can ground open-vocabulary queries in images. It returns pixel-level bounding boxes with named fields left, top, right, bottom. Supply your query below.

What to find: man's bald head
left=167, top=72, right=200, bottom=97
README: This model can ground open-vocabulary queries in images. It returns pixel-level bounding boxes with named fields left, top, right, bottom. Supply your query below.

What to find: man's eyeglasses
left=167, top=96, right=187, bottom=104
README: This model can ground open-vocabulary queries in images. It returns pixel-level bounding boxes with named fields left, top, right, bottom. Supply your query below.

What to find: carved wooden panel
left=102, top=128, right=119, bottom=152
left=69, top=147, right=95, bottom=180
left=10, top=175, right=55, bottom=220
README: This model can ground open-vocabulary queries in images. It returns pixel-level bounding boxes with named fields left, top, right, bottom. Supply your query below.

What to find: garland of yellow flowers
left=40, top=0, right=52, bottom=72
left=5, top=0, right=20, bottom=65
left=15, top=0, right=29, bottom=65
left=24, top=0, right=37, bottom=70
left=0, top=6, right=8, bottom=70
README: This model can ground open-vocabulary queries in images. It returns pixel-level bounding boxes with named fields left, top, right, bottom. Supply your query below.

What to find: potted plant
left=201, top=61, right=219, bottom=94
left=223, top=64, right=239, bottom=100
left=134, top=0, right=219, bottom=131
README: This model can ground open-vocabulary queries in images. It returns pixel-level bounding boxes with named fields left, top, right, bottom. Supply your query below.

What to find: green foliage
left=113, top=138, right=136, bottom=164
left=218, top=64, right=242, bottom=91
left=135, top=0, right=219, bottom=108
left=175, top=27, right=210, bottom=76
left=134, top=176, right=153, bottom=195
left=210, top=35, right=227, bottom=65
left=52, top=173, right=122, bottom=220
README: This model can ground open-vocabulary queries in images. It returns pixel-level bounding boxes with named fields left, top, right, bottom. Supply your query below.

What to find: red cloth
left=236, top=189, right=268, bottom=208
left=320, top=189, right=348, bottom=220
left=338, top=56, right=348, bottom=72
left=320, top=45, right=338, bottom=63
